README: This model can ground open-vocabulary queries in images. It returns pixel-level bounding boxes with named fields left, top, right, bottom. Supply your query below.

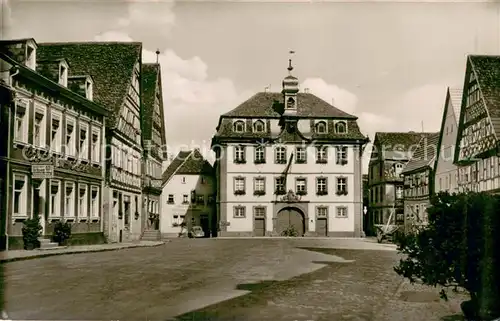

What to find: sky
left=3, top=0, right=500, bottom=172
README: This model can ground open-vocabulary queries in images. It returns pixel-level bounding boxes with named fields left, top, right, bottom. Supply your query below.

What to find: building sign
left=32, top=164, right=54, bottom=179
left=150, top=179, right=162, bottom=189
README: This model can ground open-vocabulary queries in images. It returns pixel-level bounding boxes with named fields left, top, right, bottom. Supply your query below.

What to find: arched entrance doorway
left=276, top=207, right=305, bottom=236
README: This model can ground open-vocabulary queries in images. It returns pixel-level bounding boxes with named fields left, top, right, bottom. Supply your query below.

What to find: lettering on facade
left=32, top=164, right=54, bottom=179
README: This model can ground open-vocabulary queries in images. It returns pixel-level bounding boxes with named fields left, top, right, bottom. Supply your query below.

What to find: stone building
left=141, top=63, right=167, bottom=240
left=0, top=39, right=108, bottom=249
left=367, top=131, right=436, bottom=230
left=211, top=60, right=368, bottom=237
left=160, top=149, right=215, bottom=238
left=37, top=42, right=145, bottom=242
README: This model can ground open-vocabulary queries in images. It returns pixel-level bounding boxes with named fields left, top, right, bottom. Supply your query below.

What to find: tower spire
left=288, top=50, right=295, bottom=75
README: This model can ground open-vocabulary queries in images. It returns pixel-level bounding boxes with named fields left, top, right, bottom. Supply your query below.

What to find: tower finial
left=155, top=49, right=160, bottom=64
left=288, top=50, right=295, bottom=74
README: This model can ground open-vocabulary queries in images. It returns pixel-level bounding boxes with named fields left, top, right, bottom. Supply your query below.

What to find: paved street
left=2, top=238, right=466, bottom=320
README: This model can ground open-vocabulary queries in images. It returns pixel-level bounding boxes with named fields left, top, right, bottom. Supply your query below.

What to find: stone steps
left=38, top=238, right=63, bottom=250
left=141, top=230, right=161, bottom=241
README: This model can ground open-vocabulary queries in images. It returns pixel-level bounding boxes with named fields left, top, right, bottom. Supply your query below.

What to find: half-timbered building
left=0, top=39, right=108, bottom=250
left=37, top=42, right=145, bottom=242
left=455, top=55, right=500, bottom=193
left=140, top=63, right=167, bottom=240
left=211, top=60, right=369, bottom=237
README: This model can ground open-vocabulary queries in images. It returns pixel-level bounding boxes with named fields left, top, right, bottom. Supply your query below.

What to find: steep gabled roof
left=449, top=87, right=463, bottom=125
left=222, top=92, right=357, bottom=119
left=402, top=133, right=440, bottom=174
left=373, top=132, right=436, bottom=151
left=37, top=42, right=142, bottom=127
left=141, top=63, right=159, bottom=141
left=161, top=150, right=213, bottom=186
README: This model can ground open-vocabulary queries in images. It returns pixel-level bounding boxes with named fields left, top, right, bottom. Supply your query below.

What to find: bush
left=22, top=216, right=42, bottom=250
left=394, top=191, right=500, bottom=320
left=281, top=225, right=299, bottom=237
left=53, top=221, right=72, bottom=245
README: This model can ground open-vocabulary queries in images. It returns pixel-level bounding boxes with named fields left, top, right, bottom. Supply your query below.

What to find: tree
left=394, top=191, right=500, bottom=320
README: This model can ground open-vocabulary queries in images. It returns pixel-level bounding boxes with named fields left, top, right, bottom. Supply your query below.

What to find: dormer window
left=286, top=97, right=295, bottom=109
left=59, top=63, right=68, bottom=87
left=233, top=120, right=245, bottom=133
left=85, top=79, right=93, bottom=101
left=334, top=121, right=347, bottom=134
left=253, top=120, right=265, bottom=133
left=315, top=121, right=327, bottom=134
left=26, top=45, right=36, bottom=70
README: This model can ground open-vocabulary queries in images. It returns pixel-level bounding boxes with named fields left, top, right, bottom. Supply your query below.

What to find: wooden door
left=276, top=208, right=305, bottom=236
left=316, top=218, right=328, bottom=236
left=254, top=218, right=265, bottom=236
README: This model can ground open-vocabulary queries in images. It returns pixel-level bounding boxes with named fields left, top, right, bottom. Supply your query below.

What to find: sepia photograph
left=1, top=0, right=500, bottom=320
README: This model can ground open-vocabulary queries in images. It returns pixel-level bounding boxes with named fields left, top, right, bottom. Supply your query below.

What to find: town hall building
left=211, top=59, right=369, bottom=237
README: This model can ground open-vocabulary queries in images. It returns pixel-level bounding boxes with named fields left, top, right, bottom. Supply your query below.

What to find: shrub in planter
left=394, top=191, right=500, bottom=321
left=281, top=226, right=299, bottom=237
left=53, top=221, right=72, bottom=246
left=22, top=216, right=42, bottom=250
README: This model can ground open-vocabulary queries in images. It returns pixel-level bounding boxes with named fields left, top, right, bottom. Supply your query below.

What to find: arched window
left=315, top=121, right=327, bottom=134
left=335, top=121, right=346, bottom=134
left=233, top=121, right=245, bottom=133
left=287, top=97, right=295, bottom=109
left=253, top=120, right=265, bottom=133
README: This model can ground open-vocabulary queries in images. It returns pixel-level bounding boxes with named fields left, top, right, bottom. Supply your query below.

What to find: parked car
left=188, top=226, right=205, bottom=238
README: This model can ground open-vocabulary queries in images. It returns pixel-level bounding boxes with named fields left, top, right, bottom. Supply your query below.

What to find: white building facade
left=211, top=61, right=368, bottom=237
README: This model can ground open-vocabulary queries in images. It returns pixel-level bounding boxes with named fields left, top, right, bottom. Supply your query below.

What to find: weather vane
left=288, top=50, right=295, bottom=73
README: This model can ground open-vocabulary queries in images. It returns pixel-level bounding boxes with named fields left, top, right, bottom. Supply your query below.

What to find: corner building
left=211, top=61, right=368, bottom=237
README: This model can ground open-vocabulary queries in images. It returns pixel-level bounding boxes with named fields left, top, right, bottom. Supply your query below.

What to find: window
left=33, top=106, right=46, bottom=148
left=296, top=178, right=307, bottom=194
left=316, top=146, right=328, bottom=164
left=295, top=147, right=307, bottom=163
left=168, top=194, right=174, bottom=204
left=50, top=180, right=61, bottom=217
left=467, top=82, right=480, bottom=107
left=395, top=163, right=404, bottom=175
left=335, top=121, right=347, bottom=134
left=396, top=186, right=403, bottom=199
left=254, top=177, right=265, bottom=194
left=86, top=79, right=93, bottom=101
left=316, top=177, right=328, bottom=195
left=234, top=146, right=246, bottom=163
left=254, top=146, right=265, bottom=164
left=254, top=206, right=266, bottom=218
left=336, top=177, right=347, bottom=195
left=79, top=184, right=88, bottom=218
left=316, top=206, right=328, bottom=217
left=275, top=176, right=285, bottom=194
left=65, top=182, right=75, bottom=217
left=59, top=63, right=68, bottom=87
left=197, top=195, right=205, bottom=205
left=286, top=97, right=295, bottom=109
left=51, top=112, right=62, bottom=153
left=275, top=146, right=287, bottom=164
left=14, top=100, right=28, bottom=143
left=91, top=186, right=99, bottom=218
left=336, top=206, right=348, bottom=218
left=336, top=146, right=348, bottom=165
left=66, top=117, right=76, bottom=157
left=12, top=174, right=27, bottom=217
left=91, top=128, right=100, bottom=163
left=183, top=194, right=189, bottom=204
left=234, top=177, right=246, bottom=194
left=253, top=120, right=265, bottom=133
left=79, top=123, right=89, bottom=160
left=315, top=121, right=327, bottom=134
left=233, top=121, right=245, bottom=133
left=234, top=206, right=246, bottom=218
left=181, top=177, right=186, bottom=184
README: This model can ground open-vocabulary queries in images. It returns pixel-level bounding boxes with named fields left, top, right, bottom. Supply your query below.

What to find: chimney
left=304, top=88, right=309, bottom=93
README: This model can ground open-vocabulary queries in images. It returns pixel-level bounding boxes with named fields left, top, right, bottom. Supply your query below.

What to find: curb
left=0, top=242, right=166, bottom=264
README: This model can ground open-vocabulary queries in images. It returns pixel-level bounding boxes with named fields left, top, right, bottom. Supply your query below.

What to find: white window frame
left=275, top=146, right=286, bottom=162
left=167, top=194, right=174, bottom=204
left=79, top=122, right=89, bottom=161
left=316, top=206, right=328, bottom=218
left=33, top=103, right=47, bottom=148
left=65, top=182, right=75, bottom=217
left=316, top=146, right=328, bottom=162
left=234, top=177, right=245, bottom=192
left=253, top=120, right=265, bottom=133
left=334, top=121, right=347, bottom=134
left=295, top=147, right=306, bottom=162
left=337, top=177, right=347, bottom=193
left=233, top=206, right=246, bottom=218
left=296, top=178, right=306, bottom=193
left=275, top=177, right=285, bottom=193
left=79, top=184, right=88, bottom=218
left=49, top=180, right=61, bottom=218
left=336, top=206, right=348, bottom=218
left=14, top=99, right=29, bottom=144
left=254, top=206, right=266, bottom=217
left=234, top=146, right=246, bottom=162
left=254, top=146, right=265, bottom=162
left=396, top=186, right=403, bottom=199
left=91, top=127, right=101, bottom=163
left=316, top=177, right=327, bottom=193
left=50, top=111, right=62, bottom=153
left=12, top=173, right=28, bottom=218
left=233, top=121, right=245, bottom=133
left=183, top=194, right=189, bottom=204
left=65, top=116, right=76, bottom=157
left=90, top=185, right=99, bottom=218
left=315, top=121, right=327, bottom=134
left=336, top=146, right=348, bottom=164
left=254, top=177, right=265, bottom=192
